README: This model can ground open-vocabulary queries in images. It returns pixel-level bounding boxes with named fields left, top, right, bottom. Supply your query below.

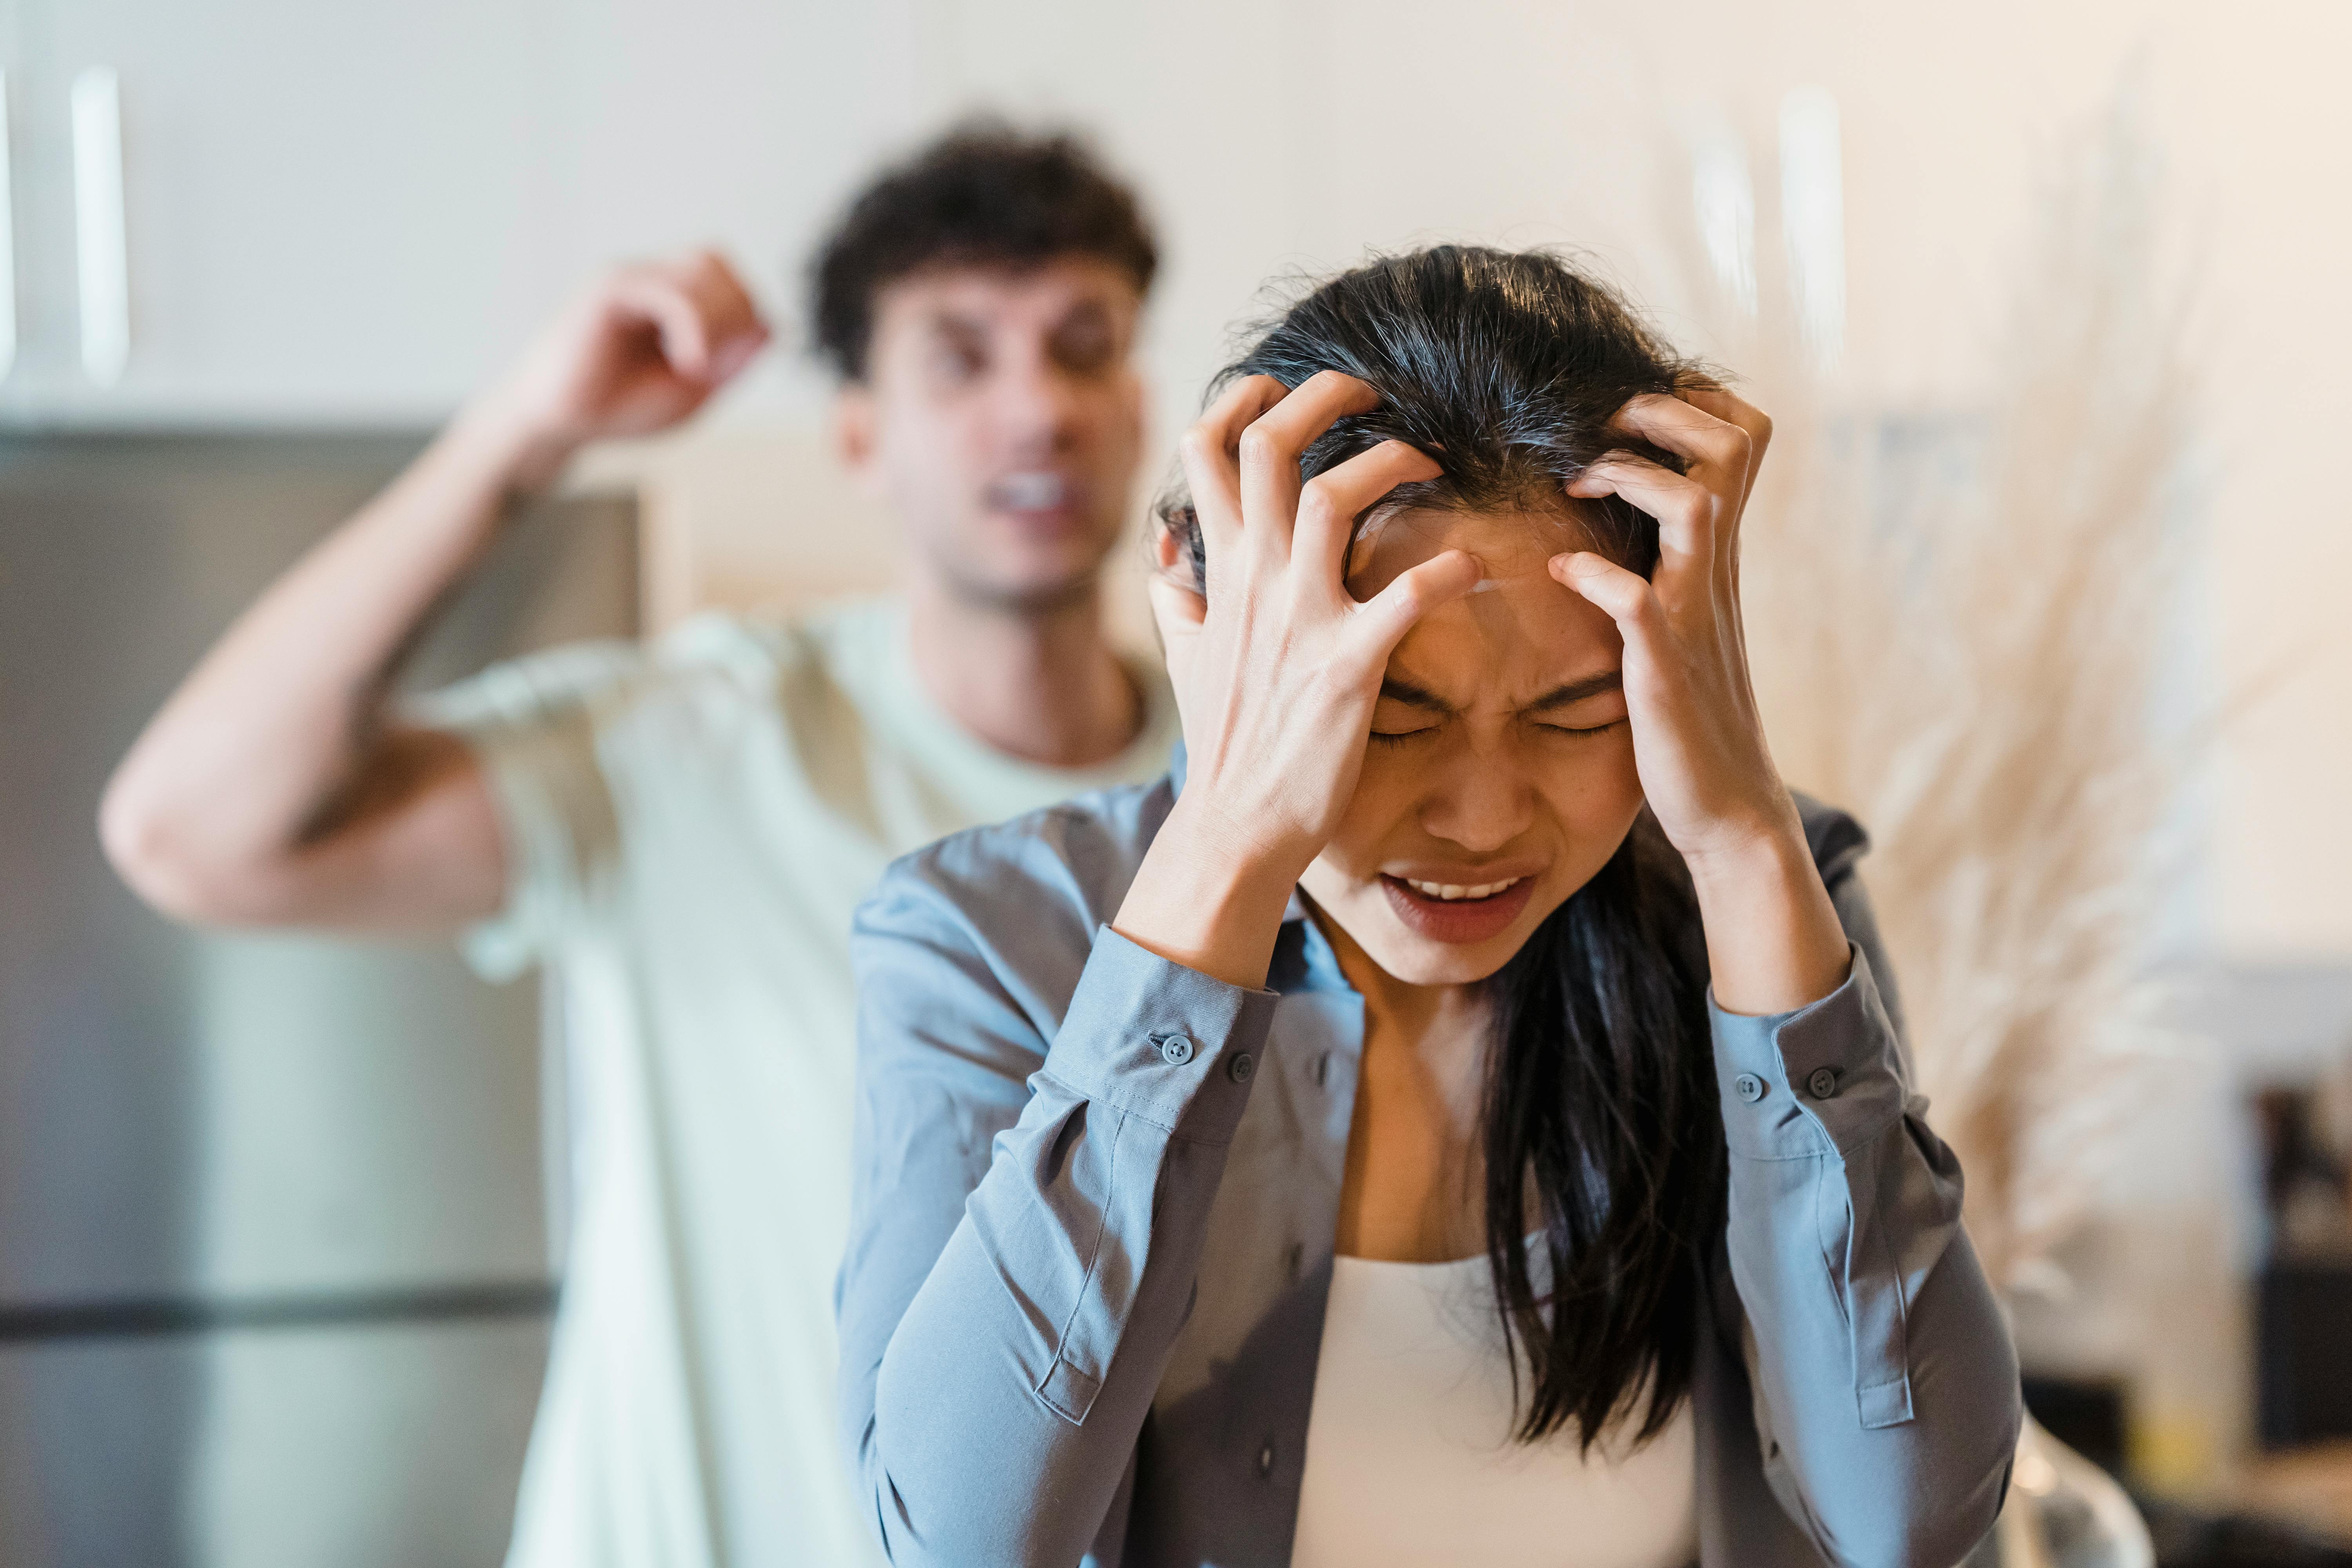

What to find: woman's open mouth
left=1377, top=873, right=1538, bottom=945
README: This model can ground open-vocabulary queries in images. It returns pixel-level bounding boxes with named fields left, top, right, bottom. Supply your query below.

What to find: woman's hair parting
left=1165, top=245, right=1724, bottom=1452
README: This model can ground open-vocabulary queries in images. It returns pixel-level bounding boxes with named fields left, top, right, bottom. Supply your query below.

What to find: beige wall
left=597, top=0, right=2349, bottom=958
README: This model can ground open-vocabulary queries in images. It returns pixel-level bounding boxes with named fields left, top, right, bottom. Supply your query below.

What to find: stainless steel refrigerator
left=0, top=433, right=634, bottom=1567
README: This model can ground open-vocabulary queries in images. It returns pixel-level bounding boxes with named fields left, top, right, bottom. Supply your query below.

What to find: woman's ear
left=1149, top=510, right=1208, bottom=594
left=1143, top=521, right=1207, bottom=677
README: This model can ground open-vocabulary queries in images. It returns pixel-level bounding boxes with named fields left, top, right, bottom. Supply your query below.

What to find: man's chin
left=934, top=558, right=1105, bottom=617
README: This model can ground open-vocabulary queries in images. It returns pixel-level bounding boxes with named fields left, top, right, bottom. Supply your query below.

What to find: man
left=101, top=126, right=1176, bottom=1566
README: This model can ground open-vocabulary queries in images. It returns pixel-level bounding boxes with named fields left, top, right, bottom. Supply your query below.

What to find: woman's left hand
left=1553, top=386, right=1851, bottom=1011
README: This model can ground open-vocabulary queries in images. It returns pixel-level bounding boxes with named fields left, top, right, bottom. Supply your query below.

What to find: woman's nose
left=1417, top=749, right=1536, bottom=853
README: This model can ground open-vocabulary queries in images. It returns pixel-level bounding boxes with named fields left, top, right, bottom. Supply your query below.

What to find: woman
left=837, top=247, right=2020, bottom=1568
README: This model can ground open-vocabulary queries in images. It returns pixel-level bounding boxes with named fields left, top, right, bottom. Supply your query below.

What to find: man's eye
left=1055, top=331, right=1114, bottom=374
left=932, top=344, right=987, bottom=381
left=1538, top=719, right=1626, bottom=740
left=1368, top=728, right=1437, bottom=747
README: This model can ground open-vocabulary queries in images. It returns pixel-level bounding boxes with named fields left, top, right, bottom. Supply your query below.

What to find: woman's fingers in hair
left=1294, top=441, right=1441, bottom=589
left=1603, top=392, right=1753, bottom=483
left=1236, top=371, right=1381, bottom=558
left=1603, top=394, right=1756, bottom=566
left=1675, top=384, right=1773, bottom=499
left=1347, top=549, right=1483, bottom=667
left=1178, top=375, right=1290, bottom=554
left=1565, top=452, right=1715, bottom=586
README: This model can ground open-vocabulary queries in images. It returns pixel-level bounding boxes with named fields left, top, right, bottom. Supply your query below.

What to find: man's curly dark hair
left=809, top=121, right=1158, bottom=383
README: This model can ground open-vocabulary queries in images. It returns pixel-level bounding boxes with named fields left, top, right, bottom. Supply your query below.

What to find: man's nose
left=995, top=350, right=1087, bottom=452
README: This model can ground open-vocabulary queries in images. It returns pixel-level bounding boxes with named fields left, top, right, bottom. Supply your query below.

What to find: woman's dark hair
left=1158, top=245, right=1723, bottom=1450
left=809, top=121, right=1158, bottom=383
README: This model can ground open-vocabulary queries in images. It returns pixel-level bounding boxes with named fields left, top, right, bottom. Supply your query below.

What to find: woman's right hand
left=1116, top=371, right=1481, bottom=987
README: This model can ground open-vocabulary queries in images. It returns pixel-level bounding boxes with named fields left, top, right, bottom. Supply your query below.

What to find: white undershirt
left=1290, top=1253, right=1699, bottom=1568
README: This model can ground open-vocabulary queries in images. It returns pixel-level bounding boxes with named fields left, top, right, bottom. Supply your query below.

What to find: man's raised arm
left=100, top=250, right=768, bottom=932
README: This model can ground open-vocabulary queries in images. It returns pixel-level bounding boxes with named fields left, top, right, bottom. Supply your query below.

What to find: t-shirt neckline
left=858, top=596, right=1177, bottom=796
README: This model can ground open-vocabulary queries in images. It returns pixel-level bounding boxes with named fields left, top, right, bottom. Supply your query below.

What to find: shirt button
left=1257, top=1440, right=1276, bottom=1478
left=1159, top=1034, right=1195, bottom=1066
left=1227, top=1051, right=1255, bottom=1083
left=1733, top=1073, right=1766, bottom=1104
left=1808, top=1067, right=1840, bottom=1100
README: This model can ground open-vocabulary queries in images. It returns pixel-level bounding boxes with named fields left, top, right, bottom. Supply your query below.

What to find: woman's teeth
left=1402, top=876, right=1524, bottom=902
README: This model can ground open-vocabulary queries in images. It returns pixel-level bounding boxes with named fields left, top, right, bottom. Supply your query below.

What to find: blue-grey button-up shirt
left=838, top=765, right=2020, bottom=1567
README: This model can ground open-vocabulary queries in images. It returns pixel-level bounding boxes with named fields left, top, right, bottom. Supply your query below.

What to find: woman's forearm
left=1110, top=794, right=1306, bottom=989
left=1685, top=809, right=1854, bottom=1016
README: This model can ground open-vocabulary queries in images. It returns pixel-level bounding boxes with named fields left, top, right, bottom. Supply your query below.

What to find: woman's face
left=1298, top=506, right=1646, bottom=987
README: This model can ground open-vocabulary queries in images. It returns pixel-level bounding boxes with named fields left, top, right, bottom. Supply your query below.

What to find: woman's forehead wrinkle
left=1379, top=543, right=1622, bottom=715
left=1355, top=507, right=1622, bottom=716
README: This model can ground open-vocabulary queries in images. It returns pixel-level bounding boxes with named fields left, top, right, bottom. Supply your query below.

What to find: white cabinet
left=0, top=0, right=936, bottom=430
left=0, top=0, right=581, bottom=425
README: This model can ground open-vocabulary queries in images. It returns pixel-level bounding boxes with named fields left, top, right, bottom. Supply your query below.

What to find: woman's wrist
left=1112, top=795, right=1308, bottom=990
left=1684, top=818, right=1852, bottom=1018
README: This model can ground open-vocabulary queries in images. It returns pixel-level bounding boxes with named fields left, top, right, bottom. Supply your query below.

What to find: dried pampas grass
left=1681, top=95, right=2202, bottom=1288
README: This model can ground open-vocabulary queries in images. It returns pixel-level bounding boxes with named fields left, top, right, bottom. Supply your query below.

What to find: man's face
left=839, top=258, right=1146, bottom=612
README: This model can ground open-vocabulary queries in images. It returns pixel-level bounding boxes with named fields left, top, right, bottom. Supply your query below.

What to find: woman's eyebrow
left=1524, top=671, right=1623, bottom=711
left=1377, top=677, right=1455, bottom=713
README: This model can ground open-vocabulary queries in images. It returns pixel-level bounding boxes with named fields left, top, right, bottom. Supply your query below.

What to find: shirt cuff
left=1037, top=927, right=1282, bottom=1146
left=1709, top=944, right=1911, bottom=1160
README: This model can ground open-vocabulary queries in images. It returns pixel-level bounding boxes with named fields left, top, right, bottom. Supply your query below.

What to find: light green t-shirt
left=418, top=597, right=1178, bottom=1568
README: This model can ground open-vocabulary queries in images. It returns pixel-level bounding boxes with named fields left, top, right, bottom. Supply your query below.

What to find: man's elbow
left=98, top=781, right=282, bottom=927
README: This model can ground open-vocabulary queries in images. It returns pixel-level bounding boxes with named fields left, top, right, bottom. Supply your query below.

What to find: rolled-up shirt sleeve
left=1710, top=869, right=2022, bottom=1568
left=404, top=639, right=642, bottom=978
left=838, top=857, right=1278, bottom=1568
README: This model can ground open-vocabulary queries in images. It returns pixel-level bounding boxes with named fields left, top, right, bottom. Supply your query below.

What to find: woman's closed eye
left=1368, top=712, right=1625, bottom=745
left=1368, top=686, right=1448, bottom=744
left=1526, top=677, right=1630, bottom=739
left=1535, top=717, right=1627, bottom=740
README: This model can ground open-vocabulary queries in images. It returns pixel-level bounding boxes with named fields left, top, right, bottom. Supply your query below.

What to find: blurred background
left=0, top=1, right=2347, bottom=1564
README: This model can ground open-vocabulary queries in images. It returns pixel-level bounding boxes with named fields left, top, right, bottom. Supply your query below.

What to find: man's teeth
left=991, top=472, right=1068, bottom=510
left=1403, top=877, right=1523, bottom=902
